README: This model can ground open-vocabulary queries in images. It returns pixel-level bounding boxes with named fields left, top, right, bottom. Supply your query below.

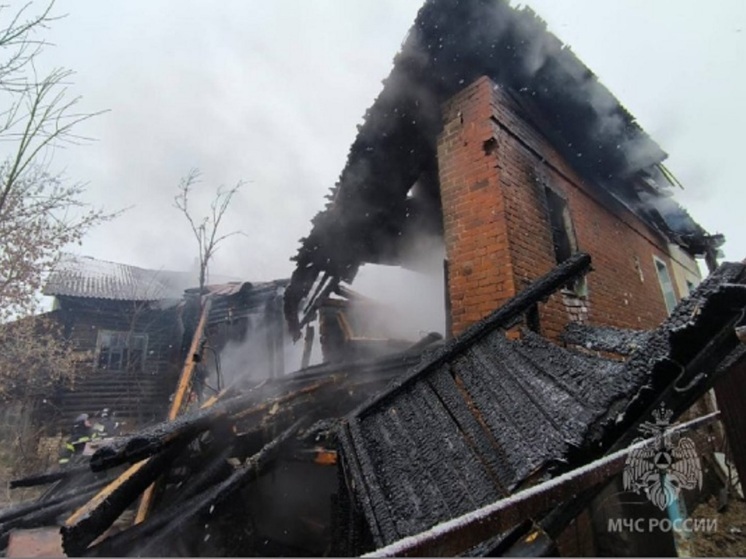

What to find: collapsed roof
left=6, top=255, right=745, bottom=556
left=285, top=0, right=723, bottom=337
left=340, top=257, right=746, bottom=554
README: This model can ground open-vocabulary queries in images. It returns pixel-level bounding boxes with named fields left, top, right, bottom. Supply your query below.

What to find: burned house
left=284, top=1, right=722, bottom=342
left=40, top=255, right=291, bottom=431
left=40, top=254, right=194, bottom=429
left=2, top=0, right=744, bottom=557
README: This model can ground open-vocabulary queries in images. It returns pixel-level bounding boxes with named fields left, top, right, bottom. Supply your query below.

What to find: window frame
left=653, top=256, right=678, bottom=315
left=542, top=185, right=587, bottom=297
left=95, top=329, right=149, bottom=372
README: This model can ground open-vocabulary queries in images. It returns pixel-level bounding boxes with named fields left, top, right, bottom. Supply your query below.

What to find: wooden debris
left=62, top=440, right=191, bottom=555
left=9, top=465, right=89, bottom=489
left=0, top=480, right=108, bottom=525
left=84, top=418, right=306, bottom=557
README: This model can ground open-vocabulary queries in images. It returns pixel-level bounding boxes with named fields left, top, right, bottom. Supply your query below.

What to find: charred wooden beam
left=89, top=406, right=227, bottom=472
left=67, top=399, right=234, bottom=553
left=134, top=383, right=228, bottom=524
left=84, top=418, right=306, bottom=557
left=0, top=488, right=100, bottom=551
left=0, top=480, right=109, bottom=525
left=167, top=445, right=235, bottom=508
left=90, top=379, right=324, bottom=473
left=230, top=377, right=335, bottom=421
left=169, top=298, right=213, bottom=420
left=142, top=416, right=306, bottom=554
left=61, top=440, right=189, bottom=556
left=9, top=465, right=89, bottom=489
left=364, top=412, right=718, bottom=557
left=358, top=252, right=592, bottom=412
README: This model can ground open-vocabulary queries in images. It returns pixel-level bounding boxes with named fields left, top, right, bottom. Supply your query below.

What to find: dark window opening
left=545, top=187, right=576, bottom=264
left=526, top=304, right=541, bottom=334
left=543, top=186, right=587, bottom=297
left=96, top=330, right=148, bottom=372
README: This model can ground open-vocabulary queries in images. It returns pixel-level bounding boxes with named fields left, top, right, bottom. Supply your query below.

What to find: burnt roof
left=285, top=0, right=721, bottom=332
left=341, top=332, right=621, bottom=545
left=562, top=322, right=652, bottom=356
left=340, top=260, right=746, bottom=550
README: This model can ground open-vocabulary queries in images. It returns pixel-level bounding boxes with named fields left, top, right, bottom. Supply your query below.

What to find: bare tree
left=0, top=2, right=111, bottom=322
left=174, top=168, right=245, bottom=298
left=0, top=1, right=113, bottom=403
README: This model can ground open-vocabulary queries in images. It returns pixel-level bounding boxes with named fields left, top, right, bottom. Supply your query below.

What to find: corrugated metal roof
left=43, top=254, right=195, bottom=301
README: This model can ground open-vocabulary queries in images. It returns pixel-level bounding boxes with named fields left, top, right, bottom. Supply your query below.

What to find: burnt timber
left=2, top=256, right=746, bottom=556
left=339, top=260, right=746, bottom=554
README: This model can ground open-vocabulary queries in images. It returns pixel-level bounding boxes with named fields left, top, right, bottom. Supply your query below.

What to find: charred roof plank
left=341, top=259, right=746, bottom=551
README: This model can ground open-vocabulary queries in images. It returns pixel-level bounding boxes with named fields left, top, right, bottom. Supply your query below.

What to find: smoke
left=208, top=301, right=311, bottom=392
left=287, top=0, right=712, bottom=333
left=348, top=234, right=446, bottom=340
left=292, top=0, right=676, bottom=289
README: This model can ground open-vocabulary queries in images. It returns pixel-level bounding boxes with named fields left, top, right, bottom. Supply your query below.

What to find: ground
left=1, top=434, right=62, bottom=508
left=691, top=496, right=746, bottom=557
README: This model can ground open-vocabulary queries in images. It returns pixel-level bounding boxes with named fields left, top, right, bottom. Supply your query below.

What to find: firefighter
left=92, top=408, right=121, bottom=438
left=58, top=413, right=93, bottom=466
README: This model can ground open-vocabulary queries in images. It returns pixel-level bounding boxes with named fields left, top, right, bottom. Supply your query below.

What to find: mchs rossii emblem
left=623, top=404, right=702, bottom=510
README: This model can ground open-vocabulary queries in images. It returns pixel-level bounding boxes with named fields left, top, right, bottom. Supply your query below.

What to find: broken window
left=545, top=187, right=576, bottom=264
left=96, top=330, right=148, bottom=372
left=543, top=186, right=586, bottom=296
left=653, top=257, right=678, bottom=315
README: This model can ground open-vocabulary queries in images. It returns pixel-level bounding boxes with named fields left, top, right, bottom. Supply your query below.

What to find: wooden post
left=134, top=297, right=213, bottom=523
left=275, top=295, right=285, bottom=377
left=301, top=326, right=315, bottom=369
left=714, top=354, right=746, bottom=495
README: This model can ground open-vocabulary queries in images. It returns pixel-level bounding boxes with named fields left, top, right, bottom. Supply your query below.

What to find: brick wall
left=437, top=76, right=690, bottom=338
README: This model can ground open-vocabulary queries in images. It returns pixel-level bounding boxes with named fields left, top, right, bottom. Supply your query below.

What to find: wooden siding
left=42, top=297, right=181, bottom=432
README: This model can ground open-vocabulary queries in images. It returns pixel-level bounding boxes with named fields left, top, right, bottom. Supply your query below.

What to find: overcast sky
left=10, top=0, right=746, bottom=283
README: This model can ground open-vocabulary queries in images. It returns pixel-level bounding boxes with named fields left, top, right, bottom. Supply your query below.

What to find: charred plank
left=0, top=480, right=109, bottom=525
left=9, top=465, right=89, bottom=489
left=562, top=322, right=651, bottom=355
left=61, top=440, right=190, bottom=556
left=84, top=418, right=306, bottom=557
left=0, top=488, right=99, bottom=551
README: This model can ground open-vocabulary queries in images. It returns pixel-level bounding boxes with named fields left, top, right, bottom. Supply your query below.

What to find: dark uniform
left=59, top=413, right=93, bottom=466
left=92, top=408, right=120, bottom=438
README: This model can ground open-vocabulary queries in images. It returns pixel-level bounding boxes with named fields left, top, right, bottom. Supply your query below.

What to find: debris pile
left=2, top=254, right=745, bottom=556
left=0, top=346, right=425, bottom=556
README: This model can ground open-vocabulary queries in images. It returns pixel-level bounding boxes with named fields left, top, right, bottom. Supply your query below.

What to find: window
left=96, top=330, right=148, bottom=372
left=545, top=187, right=576, bottom=264
left=544, top=186, right=586, bottom=296
left=653, top=257, right=678, bottom=315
